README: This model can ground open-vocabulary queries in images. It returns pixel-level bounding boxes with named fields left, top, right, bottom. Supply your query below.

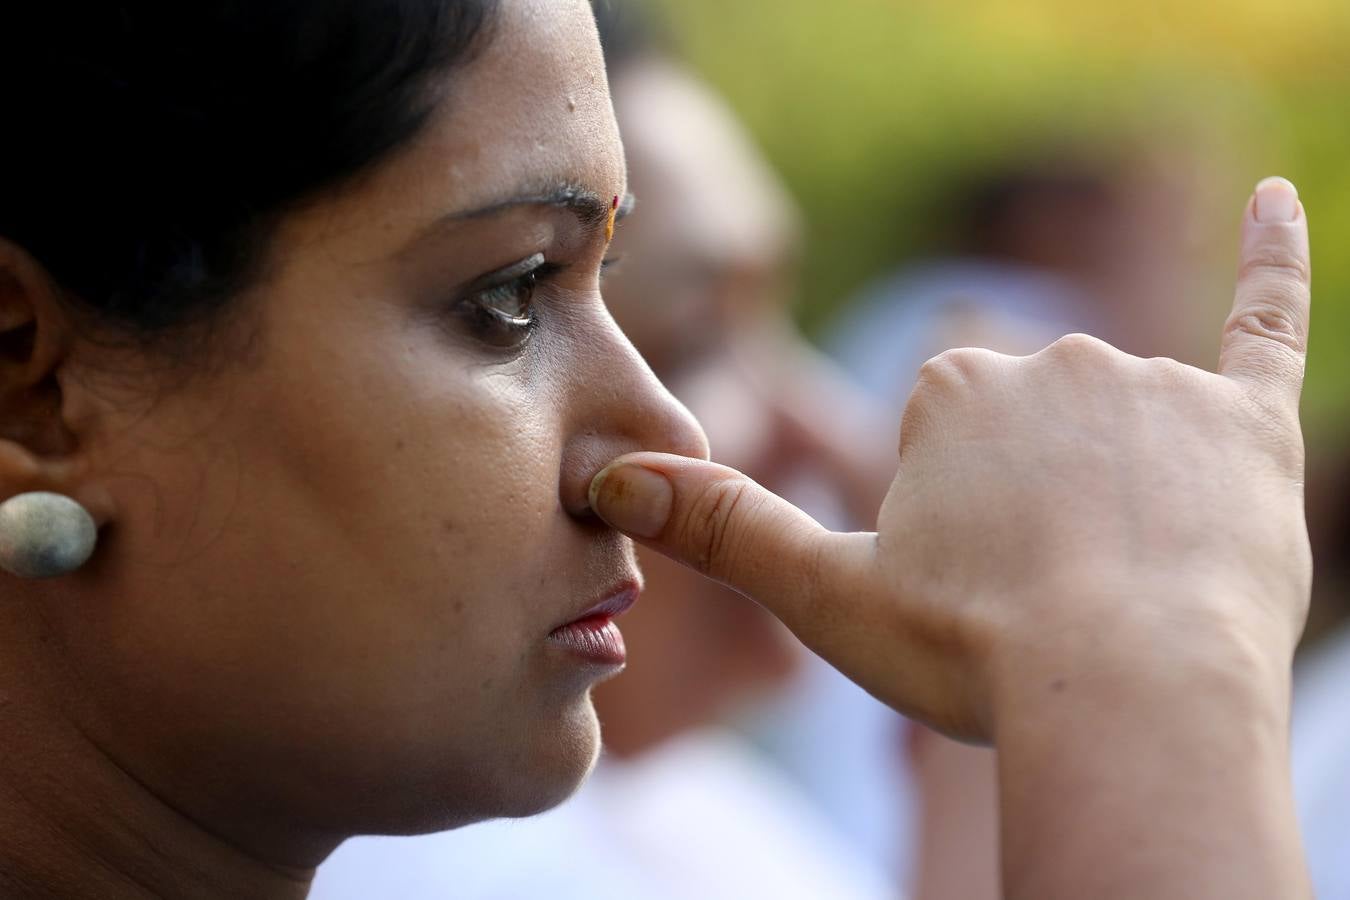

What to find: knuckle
left=1042, top=332, right=1113, bottom=362
left=1223, top=302, right=1306, bottom=355
left=680, top=477, right=756, bottom=579
left=946, top=346, right=1003, bottom=374
left=917, top=349, right=967, bottom=387
left=912, top=356, right=956, bottom=394
left=914, top=347, right=1000, bottom=393
left=905, top=350, right=995, bottom=448
left=1144, top=354, right=1197, bottom=388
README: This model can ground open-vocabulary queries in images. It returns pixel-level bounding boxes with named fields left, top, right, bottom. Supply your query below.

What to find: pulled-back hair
left=1, top=1, right=497, bottom=343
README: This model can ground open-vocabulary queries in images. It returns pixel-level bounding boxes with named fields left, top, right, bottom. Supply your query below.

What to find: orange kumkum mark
left=605, top=194, right=619, bottom=243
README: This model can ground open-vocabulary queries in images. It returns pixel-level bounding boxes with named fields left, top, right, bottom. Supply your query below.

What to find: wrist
left=987, top=589, right=1306, bottom=899
left=986, top=582, right=1292, bottom=742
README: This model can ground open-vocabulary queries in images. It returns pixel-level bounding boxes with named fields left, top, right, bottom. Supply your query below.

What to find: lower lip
left=547, top=614, right=627, bottom=666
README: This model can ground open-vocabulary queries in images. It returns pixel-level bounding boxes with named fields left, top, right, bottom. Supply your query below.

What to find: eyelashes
left=474, top=254, right=545, bottom=324
left=456, top=252, right=547, bottom=347
left=457, top=253, right=624, bottom=349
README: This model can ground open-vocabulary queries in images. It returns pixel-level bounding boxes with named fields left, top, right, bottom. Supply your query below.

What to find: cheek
left=256, top=345, right=564, bottom=671
left=67, top=342, right=599, bottom=833
left=101, top=342, right=553, bottom=680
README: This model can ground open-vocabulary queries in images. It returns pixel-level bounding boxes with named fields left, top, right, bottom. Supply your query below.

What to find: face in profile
left=7, top=0, right=705, bottom=862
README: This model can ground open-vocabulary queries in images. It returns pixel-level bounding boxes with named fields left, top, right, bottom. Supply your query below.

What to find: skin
left=0, top=1, right=705, bottom=896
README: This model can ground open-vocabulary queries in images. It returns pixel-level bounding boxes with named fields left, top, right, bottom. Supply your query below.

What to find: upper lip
left=550, top=579, right=641, bottom=632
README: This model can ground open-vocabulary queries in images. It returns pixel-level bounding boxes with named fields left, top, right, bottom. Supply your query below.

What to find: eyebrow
left=448, top=184, right=636, bottom=233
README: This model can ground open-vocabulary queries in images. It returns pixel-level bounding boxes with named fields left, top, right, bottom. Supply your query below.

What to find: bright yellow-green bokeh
left=657, top=0, right=1350, bottom=442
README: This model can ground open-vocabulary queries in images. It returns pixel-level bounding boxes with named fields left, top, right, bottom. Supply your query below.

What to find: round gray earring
left=0, top=491, right=98, bottom=579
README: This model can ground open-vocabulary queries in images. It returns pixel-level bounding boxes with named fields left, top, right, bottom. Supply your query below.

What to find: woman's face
left=43, top=0, right=705, bottom=858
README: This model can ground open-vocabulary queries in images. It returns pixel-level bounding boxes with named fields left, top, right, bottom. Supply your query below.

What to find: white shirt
left=1292, top=623, right=1350, bottom=899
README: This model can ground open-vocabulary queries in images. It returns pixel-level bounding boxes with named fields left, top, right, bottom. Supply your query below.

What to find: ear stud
left=0, top=491, right=97, bottom=579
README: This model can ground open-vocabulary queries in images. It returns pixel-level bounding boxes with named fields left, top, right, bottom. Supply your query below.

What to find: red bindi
left=606, top=194, right=619, bottom=242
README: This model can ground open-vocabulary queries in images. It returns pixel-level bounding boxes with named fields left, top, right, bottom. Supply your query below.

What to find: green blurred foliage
left=655, top=0, right=1350, bottom=442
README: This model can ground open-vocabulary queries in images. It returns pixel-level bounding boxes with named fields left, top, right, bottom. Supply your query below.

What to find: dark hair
left=1, top=1, right=497, bottom=347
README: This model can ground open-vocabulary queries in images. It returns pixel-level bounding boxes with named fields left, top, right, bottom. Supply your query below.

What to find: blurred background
left=314, top=2, right=1350, bottom=898
left=660, top=0, right=1350, bottom=440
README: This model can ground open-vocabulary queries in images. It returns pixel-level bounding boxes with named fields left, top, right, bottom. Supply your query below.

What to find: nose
left=558, top=315, right=709, bottom=520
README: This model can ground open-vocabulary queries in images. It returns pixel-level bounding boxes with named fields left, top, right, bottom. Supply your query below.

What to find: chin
left=322, top=694, right=603, bottom=839
left=405, top=690, right=604, bottom=830
left=491, top=694, right=604, bottom=820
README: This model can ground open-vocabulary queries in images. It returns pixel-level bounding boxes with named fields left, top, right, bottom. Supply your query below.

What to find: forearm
left=991, top=618, right=1309, bottom=900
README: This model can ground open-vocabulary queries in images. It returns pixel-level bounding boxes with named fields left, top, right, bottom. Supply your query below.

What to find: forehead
left=422, top=0, right=624, bottom=210
left=292, top=0, right=623, bottom=245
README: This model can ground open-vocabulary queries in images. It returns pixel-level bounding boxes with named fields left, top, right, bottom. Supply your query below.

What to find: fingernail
left=1254, top=176, right=1299, bottom=223
left=588, top=462, right=673, bottom=539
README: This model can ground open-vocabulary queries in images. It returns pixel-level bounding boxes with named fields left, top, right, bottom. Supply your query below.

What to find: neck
left=0, top=760, right=316, bottom=900
left=0, top=613, right=317, bottom=899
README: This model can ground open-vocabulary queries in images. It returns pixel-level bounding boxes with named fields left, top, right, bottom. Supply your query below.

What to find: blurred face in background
left=978, top=141, right=1228, bottom=365
left=601, top=58, right=802, bottom=376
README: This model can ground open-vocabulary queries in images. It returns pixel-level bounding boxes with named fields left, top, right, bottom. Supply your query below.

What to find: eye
left=476, top=272, right=536, bottom=325
left=461, top=253, right=548, bottom=346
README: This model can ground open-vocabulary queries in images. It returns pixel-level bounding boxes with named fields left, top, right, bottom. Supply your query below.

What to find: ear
left=0, top=239, right=112, bottom=523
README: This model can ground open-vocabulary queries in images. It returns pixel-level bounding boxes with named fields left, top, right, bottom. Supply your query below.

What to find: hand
left=588, top=177, right=1311, bottom=743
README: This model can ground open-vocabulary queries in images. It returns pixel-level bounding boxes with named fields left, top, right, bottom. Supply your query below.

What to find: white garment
left=1293, top=623, right=1350, bottom=900
left=746, top=656, right=916, bottom=882
left=311, top=728, right=896, bottom=900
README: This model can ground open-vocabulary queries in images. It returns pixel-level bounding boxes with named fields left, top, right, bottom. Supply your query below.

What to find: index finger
left=1218, top=176, right=1311, bottom=407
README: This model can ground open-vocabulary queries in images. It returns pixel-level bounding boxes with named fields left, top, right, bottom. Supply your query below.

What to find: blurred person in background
left=311, top=4, right=897, bottom=897
left=1289, top=450, right=1350, bottom=899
